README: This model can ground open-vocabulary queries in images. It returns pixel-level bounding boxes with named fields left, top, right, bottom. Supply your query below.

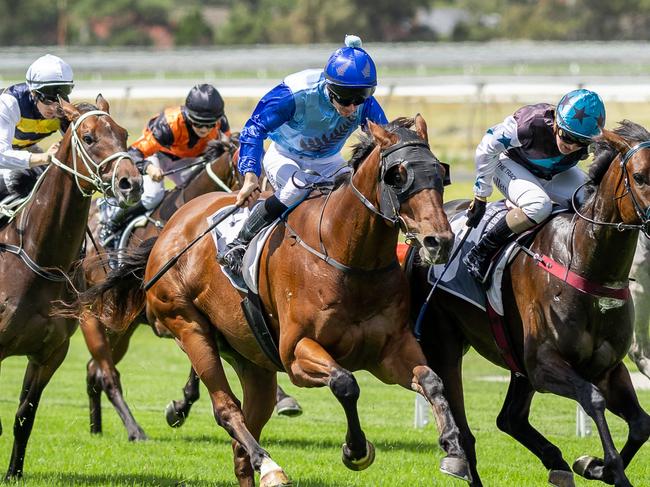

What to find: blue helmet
left=324, top=35, right=377, bottom=88
left=556, top=89, right=606, bottom=143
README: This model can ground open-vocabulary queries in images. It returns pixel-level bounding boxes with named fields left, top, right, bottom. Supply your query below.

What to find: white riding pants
left=141, top=153, right=198, bottom=209
left=262, top=142, right=349, bottom=207
left=493, top=157, right=587, bottom=224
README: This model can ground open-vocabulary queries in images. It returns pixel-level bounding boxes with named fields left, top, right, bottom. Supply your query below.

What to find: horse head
left=57, top=95, right=142, bottom=206
left=593, top=121, right=650, bottom=237
left=364, top=115, right=453, bottom=264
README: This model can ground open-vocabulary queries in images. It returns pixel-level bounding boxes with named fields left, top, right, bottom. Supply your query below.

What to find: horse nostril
left=118, top=177, right=132, bottom=192
left=423, top=235, right=440, bottom=250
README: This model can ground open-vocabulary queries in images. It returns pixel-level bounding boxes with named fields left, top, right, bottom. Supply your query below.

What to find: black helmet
left=185, top=84, right=224, bottom=124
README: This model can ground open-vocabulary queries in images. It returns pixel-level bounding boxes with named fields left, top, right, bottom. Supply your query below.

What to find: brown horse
left=80, top=139, right=241, bottom=441
left=0, top=96, right=142, bottom=480
left=81, top=116, right=471, bottom=486
left=411, top=120, right=650, bottom=487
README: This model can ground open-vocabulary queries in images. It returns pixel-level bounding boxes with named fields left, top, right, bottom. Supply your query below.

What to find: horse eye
left=633, top=173, right=647, bottom=186
left=385, top=166, right=404, bottom=186
left=82, top=134, right=95, bottom=145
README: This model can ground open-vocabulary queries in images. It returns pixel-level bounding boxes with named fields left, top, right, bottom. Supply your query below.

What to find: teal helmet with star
left=555, top=89, right=605, bottom=144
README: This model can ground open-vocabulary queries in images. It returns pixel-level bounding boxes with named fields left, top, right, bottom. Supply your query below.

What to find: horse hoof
left=572, top=455, right=604, bottom=481
left=548, top=469, right=575, bottom=487
left=260, top=470, right=292, bottom=487
left=439, top=456, right=472, bottom=483
left=164, top=401, right=186, bottom=428
left=341, top=440, right=375, bottom=471
left=275, top=397, right=303, bottom=417
left=128, top=429, right=148, bottom=442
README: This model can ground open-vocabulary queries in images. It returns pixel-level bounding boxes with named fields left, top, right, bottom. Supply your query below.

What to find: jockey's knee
left=142, top=191, right=164, bottom=210
left=521, top=196, right=552, bottom=224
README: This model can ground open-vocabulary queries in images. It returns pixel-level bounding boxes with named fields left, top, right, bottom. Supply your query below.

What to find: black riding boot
left=217, top=196, right=287, bottom=288
left=463, top=216, right=513, bottom=283
left=100, top=201, right=147, bottom=246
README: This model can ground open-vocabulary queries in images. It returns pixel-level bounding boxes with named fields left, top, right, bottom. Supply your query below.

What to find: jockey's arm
left=0, top=93, right=40, bottom=169
left=473, top=115, right=521, bottom=199
left=237, top=83, right=296, bottom=205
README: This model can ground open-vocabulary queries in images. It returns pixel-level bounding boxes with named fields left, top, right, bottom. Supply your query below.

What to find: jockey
left=463, top=88, right=606, bottom=282
left=101, top=83, right=231, bottom=238
left=0, top=54, right=74, bottom=199
left=218, top=34, right=388, bottom=285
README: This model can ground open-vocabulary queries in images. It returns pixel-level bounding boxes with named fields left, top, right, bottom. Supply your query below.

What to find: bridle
left=349, top=129, right=446, bottom=244
left=50, top=110, right=132, bottom=198
left=572, top=140, right=650, bottom=238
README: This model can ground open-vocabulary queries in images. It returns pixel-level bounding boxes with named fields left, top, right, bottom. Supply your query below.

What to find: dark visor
left=328, top=84, right=375, bottom=106
left=35, top=84, right=73, bottom=101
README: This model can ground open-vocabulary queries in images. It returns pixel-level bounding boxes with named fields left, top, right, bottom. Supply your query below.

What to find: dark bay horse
left=411, top=121, right=650, bottom=487
left=0, top=96, right=142, bottom=480
left=80, top=139, right=241, bottom=441
left=83, top=116, right=471, bottom=486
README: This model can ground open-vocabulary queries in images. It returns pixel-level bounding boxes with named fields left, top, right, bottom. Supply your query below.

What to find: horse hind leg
left=496, top=374, right=574, bottom=487
left=165, top=366, right=200, bottom=428
left=86, top=359, right=103, bottom=435
left=6, top=342, right=69, bottom=480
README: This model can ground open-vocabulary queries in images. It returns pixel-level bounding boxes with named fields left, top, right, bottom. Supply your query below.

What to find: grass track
left=0, top=325, right=648, bottom=486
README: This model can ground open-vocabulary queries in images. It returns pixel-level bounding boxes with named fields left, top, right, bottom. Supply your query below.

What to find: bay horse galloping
left=0, top=96, right=142, bottom=480
left=411, top=121, right=650, bottom=487
left=80, top=139, right=241, bottom=441
left=85, top=116, right=471, bottom=486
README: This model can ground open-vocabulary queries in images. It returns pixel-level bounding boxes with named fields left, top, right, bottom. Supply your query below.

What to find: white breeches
left=141, top=153, right=198, bottom=209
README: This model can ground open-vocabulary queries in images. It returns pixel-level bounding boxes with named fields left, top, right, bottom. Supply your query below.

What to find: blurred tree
left=175, top=8, right=214, bottom=45
left=0, top=0, right=58, bottom=45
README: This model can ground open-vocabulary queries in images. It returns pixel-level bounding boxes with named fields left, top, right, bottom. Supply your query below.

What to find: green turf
left=0, top=326, right=648, bottom=486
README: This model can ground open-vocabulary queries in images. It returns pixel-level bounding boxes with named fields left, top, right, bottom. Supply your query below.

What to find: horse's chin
left=418, top=245, right=449, bottom=266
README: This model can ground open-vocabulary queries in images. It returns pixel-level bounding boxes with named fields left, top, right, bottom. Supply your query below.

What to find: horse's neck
left=21, top=157, right=91, bottom=269
left=322, top=150, right=399, bottom=268
left=570, top=167, right=639, bottom=283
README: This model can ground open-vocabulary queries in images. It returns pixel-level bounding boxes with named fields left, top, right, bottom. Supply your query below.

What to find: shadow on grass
left=165, top=434, right=441, bottom=454
left=28, top=472, right=225, bottom=486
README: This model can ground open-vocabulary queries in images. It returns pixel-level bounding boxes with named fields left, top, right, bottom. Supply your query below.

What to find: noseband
left=50, top=110, right=133, bottom=198
left=572, top=140, right=650, bottom=238
left=350, top=132, right=445, bottom=242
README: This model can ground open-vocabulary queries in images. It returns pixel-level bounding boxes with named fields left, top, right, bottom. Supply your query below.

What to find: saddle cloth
left=208, top=200, right=279, bottom=293
left=428, top=201, right=520, bottom=316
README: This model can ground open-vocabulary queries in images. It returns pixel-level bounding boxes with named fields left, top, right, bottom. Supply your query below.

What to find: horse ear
left=58, top=97, right=80, bottom=123
left=368, top=120, right=398, bottom=149
left=95, top=94, right=110, bottom=113
left=600, top=128, right=630, bottom=154
left=414, top=114, right=428, bottom=143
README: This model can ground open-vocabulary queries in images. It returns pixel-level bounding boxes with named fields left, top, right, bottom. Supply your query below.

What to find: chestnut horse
left=411, top=121, right=650, bottom=487
left=0, top=96, right=142, bottom=480
left=82, top=116, right=471, bottom=486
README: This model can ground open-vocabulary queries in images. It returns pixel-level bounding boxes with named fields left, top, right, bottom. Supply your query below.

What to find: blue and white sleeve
left=473, top=115, right=521, bottom=198
left=238, top=83, right=296, bottom=177
left=360, top=96, right=388, bottom=128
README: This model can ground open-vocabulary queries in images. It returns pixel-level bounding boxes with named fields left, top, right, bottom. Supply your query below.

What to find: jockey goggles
left=327, top=84, right=375, bottom=107
left=557, top=127, right=591, bottom=147
left=34, top=84, right=73, bottom=104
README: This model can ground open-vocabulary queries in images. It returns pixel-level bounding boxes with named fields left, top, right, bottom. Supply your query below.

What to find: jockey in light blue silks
left=462, top=89, right=606, bottom=282
left=218, top=35, right=388, bottom=283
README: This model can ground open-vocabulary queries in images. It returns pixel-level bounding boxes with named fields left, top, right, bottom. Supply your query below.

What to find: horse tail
left=77, top=237, right=157, bottom=332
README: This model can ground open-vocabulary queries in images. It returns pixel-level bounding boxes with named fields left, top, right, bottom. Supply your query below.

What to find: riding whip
left=413, top=224, right=472, bottom=341
left=143, top=201, right=243, bottom=291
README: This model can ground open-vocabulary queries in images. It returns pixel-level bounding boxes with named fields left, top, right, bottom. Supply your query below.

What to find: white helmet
left=26, top=54, right=74, bottom=91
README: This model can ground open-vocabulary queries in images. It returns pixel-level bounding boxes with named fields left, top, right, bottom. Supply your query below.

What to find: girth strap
left=0, top=243, right=68, bottom=282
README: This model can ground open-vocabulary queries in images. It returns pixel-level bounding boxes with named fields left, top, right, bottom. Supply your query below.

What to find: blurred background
left=3, top=0, right=650, bottom=186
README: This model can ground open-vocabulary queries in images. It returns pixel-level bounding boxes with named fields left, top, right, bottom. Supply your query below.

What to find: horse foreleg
left=291, top=337, right=373, bottom=471
left=6, top=341, right=69, bottom=480
left=592, top=362, right=650, bottom=480
left=165, top=367, right=201, bottom=428
left=168, top=308, right=289, bottom=487
left=81, top=315, right=147, bottom=441
left=496, top=374, right=573, bottom=487
left=531, top=346, right=632, bottom=487
left=372, top=329, right=470, bottom=483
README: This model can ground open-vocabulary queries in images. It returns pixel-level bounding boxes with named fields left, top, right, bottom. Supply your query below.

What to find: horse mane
left=589, top=120, right=650, bottom=184
left=349, top=117, right=415, bottom=171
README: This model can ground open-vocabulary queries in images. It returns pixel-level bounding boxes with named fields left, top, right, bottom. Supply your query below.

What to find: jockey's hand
left=466, top=196, right=487, bottom=228
left=28, top=142, right=59, bottom=167
left=145, top=164, right=164, bottom=182
left=237, top=172, right=260, bottom=208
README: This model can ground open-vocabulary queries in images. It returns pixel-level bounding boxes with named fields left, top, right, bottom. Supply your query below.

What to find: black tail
left=77, top=237, right=157, bottom=331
